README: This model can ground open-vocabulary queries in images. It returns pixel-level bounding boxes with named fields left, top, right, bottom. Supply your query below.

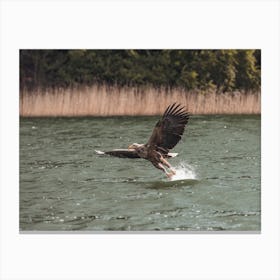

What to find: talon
left=167, top=172, right=174, bottom=179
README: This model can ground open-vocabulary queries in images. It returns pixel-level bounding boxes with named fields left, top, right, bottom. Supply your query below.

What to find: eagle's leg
left=157, top=163, right=174, bottom=178
left=160, top=157, right=176, bottom=176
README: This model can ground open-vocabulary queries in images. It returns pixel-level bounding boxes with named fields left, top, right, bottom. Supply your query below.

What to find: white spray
left=170, top=162, right=197, bottom=181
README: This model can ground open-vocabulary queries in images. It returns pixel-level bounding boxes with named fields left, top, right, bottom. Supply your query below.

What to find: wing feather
left=147, top=103, right=190, bottom=153
left=96, top=149, right=140, bottom=158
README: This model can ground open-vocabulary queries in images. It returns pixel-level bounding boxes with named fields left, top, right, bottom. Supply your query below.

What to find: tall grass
left=20, top=85, right=261, bottom=117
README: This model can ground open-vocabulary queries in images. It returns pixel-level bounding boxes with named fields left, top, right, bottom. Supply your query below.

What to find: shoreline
left=20, top=86, right=261, bottom=117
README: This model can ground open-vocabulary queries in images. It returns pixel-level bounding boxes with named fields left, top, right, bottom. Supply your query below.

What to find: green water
left=20, top=115, right=261, bottom=231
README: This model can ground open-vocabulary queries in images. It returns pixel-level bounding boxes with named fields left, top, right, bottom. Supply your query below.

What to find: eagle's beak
left=128, top=144, right=134, bottom=149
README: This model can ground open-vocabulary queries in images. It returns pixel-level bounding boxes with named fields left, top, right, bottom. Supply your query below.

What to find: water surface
left=20, top=115, right=261, bottom=231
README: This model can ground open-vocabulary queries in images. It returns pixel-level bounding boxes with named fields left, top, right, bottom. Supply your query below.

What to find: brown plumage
left=96, top=103, right=190, bottom=178
left=142, top=103, right=190, bottom=178
left=147, top=103, right=190, bottom=155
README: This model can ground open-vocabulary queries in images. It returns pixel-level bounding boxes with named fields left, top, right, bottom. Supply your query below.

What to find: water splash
left=170, top=162, right=197, bottom=181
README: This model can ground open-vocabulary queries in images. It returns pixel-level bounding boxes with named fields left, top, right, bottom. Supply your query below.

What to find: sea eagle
left=96, top=103, right=190, bottom=178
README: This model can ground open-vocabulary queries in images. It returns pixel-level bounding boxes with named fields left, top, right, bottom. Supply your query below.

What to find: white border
left=1, top=1, right=279, bottom=279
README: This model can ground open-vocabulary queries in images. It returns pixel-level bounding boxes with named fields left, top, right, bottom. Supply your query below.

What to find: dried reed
left=20, top=86, right=261, bottom=117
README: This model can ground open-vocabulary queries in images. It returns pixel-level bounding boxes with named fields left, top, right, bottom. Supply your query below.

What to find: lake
left=20, top=115, right=261, bottom=232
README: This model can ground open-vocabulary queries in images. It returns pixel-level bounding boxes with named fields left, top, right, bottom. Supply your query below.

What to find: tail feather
left=166, top=152, right=178, bottom=158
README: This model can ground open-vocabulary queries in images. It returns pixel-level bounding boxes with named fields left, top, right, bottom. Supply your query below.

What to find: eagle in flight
left=96, top=103, right=190, bottom=178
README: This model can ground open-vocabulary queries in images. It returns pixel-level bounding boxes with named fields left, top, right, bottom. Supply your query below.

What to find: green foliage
left=20, top=49, right=261, bottom=93
left=235, top=50, right=261, bottom=90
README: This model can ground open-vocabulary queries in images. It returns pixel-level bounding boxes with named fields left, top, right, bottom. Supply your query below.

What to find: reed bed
left=20, top=85, right=261, bottom=117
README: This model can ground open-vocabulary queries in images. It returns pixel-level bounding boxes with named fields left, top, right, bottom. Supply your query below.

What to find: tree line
left=20, top=49, right=261, bottom=93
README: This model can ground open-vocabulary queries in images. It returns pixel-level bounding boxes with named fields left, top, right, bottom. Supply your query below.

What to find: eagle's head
left=128, top=143, right=143, bottom=149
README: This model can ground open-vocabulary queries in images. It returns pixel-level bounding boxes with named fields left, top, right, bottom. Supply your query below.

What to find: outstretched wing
left=147, top=103, right=190, bottom=153
left=95, top=149, right=178, bottom=158
left=95, top=149, right=140, bottom=158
